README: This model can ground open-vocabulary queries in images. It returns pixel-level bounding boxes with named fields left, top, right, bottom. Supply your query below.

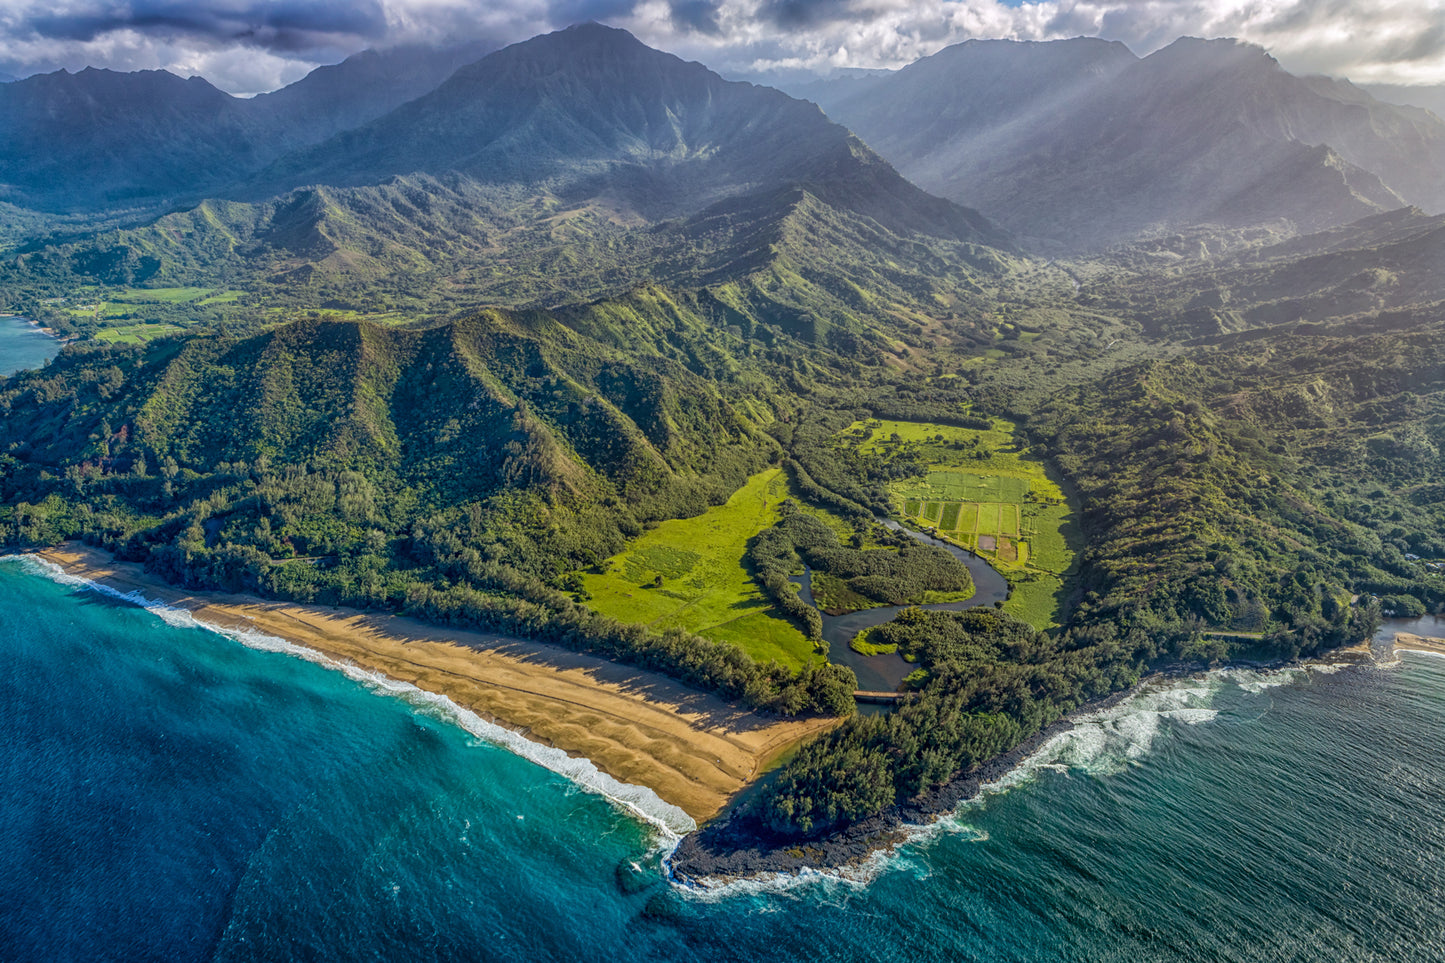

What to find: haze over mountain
left=1363, top=84, right=1445, bottom=122
left=803, top=37, right=1445, bottom=251
left=0, top=41, right=497, bottom=214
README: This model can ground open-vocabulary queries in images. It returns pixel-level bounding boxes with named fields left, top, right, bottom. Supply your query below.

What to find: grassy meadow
left=576, top=468, right=822, bottom=669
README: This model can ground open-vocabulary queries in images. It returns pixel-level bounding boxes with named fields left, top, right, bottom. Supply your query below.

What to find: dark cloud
left=0, top=0, right=1441, bottom=93
left=757, top=0, right=866, bottom=30
left=544, top=0, right=643, bottom=28
left=21, top=1, right=390, bottom=53
left=668, top=1, right=723, bottom=35
left=1388, top=22, right=1445, bottom=64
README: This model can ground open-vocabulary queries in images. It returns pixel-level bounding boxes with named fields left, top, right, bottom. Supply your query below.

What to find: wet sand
left=1395, top=632, right=1445, bottom=657
left=33, top=545, right=837, bottom=823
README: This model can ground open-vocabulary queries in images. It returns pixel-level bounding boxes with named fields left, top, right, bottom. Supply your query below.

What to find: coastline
left=24, top=544, right=838, bottom=826
left=669, top=642, right=1394, bottom=884
left=668, top=684, right=1139, bottom=883
left=1395, top=632, right=1445, bottom=657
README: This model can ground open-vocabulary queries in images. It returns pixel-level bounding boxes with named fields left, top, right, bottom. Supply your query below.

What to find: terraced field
left=843, top=417, right=1080, bottom=628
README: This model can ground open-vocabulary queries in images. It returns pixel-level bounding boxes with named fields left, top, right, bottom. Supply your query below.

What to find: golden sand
left=34, top=545, right=837, bottom=823
left=1394, top=632, right=1445, bottom=657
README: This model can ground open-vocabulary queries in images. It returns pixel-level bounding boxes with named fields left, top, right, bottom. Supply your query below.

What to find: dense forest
left=3, top=24, right=1442, bottom=848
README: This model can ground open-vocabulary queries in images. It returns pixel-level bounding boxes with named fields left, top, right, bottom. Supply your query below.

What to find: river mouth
left=793, top=520, right=1011, bottom=692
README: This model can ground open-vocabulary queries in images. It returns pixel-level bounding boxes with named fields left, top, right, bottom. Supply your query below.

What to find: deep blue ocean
left=3, top=556, right=1444, bottom=962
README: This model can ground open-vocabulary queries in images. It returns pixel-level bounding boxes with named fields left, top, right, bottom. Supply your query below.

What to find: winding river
left=794, top=520, right=1011, bottom=691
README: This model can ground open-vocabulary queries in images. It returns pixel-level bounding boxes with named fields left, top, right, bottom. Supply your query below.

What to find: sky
left=0, top=0, right=1441, bottom=95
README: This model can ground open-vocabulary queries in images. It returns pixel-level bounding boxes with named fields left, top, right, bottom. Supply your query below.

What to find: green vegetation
left=765, top=609, right=1140, bottom=834
left=1031, top=327, right=1445, bottom=641
left=748, top=506, right=974, bottom=626
left=3, top=36, right=1441, bottom=851
left=842, top=417, right=1078, bottom=628
left=576, top=468, right=819, bottom=669
left=848, top=629, right=898, bottom=656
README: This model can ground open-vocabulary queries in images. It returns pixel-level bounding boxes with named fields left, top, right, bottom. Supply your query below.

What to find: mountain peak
left=1146, top=36, right=1280, bottom=74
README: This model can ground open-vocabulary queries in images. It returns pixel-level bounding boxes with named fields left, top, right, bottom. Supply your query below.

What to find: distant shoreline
left=27, top=544, right=838, bottom=827
left=1, top=312, right=65, bottom=341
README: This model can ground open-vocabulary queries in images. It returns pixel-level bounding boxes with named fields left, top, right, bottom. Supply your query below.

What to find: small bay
left=0, top=315, right=60, bottom=377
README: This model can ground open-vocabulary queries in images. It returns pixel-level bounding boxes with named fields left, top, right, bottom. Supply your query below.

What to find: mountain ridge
left=803, top=35, right=1445, bottom=250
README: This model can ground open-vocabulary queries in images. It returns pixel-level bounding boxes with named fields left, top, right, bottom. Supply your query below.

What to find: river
left=794, top=520, right=1011, bottom=691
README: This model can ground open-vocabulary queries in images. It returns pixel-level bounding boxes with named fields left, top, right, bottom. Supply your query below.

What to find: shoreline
left=22, top=544, right=839, bottom=827
left=669, top=642, right=1394, bottom=884
left=668, top=684, right=1139, bottom=883
left=1395, top=632, right=1445, bottom=657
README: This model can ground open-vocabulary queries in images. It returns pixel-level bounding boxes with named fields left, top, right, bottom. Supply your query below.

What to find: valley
left=1, top=22, right=1440, bottom=867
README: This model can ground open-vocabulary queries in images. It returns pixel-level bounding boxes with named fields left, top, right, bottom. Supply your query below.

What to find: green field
left=845, top=417, right=1080, bottom=628
left=576, top=468, right=820, bottom=668
left=93, top=323, right=187, bottom=344
left=108, top=287, right=219, bottom=303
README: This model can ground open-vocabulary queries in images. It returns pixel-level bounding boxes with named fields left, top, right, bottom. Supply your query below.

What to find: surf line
left=6, top=554, right=696, bottom=840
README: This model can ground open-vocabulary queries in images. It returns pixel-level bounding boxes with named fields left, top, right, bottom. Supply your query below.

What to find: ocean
left=0, top=316, right=60, bottom=378
left=2, top=556, right=1443, bottom=962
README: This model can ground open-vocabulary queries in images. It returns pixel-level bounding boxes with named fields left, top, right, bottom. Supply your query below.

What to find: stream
left=792, top=520, right=1011, bottom=692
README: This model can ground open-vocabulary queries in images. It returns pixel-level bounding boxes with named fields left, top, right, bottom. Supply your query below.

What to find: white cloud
left=0, top=0, right=1440, bottom=92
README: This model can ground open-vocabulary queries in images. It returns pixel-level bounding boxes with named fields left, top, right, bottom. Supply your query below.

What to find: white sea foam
left=986, top=676, right=1225, bottom=790
left=1218, top=666, right=1307, bottom=693
left=674, top=843, right=910, bottom=900
left=7, top=554, right=696, bottom=839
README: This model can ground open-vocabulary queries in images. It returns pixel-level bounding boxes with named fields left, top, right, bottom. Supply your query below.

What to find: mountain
left=242, top=40, right=499, bottom=151
left=1363, top=84, right=1445, bottom=121
left=0, top=43, right=496, bottom=216
left=806, top=37, right=1445, bottom=250
left=0, top=68, right=271, bottom=212
left=5, top=25, right=1015, bottom=349
left=1093, top=206, right=1445, bottom=339
left=249, top=24, right=1005, bottom=237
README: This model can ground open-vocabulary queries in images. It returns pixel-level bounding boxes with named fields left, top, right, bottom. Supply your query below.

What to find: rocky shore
left=668, top=685, right=1141, bottom=884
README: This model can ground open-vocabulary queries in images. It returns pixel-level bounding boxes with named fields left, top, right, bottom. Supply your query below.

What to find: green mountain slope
left=1091, top=208, right=1445, bottom=338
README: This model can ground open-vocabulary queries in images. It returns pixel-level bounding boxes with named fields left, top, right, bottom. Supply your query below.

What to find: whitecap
left=8, top=554, right=696, bottom=839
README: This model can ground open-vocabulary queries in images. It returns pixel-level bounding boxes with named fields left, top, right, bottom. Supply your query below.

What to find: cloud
left=0, top=0, right=1440, bottom=94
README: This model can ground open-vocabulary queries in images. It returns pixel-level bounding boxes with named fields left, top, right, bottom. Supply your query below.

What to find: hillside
left=4, top=23, right=1438, bottom=846
left=1090, top=208, right=1445, bottom=338
left=0, top=68, right=271, bottom=213
left=3, top=26, right=1016, bottom=351
left=0, top=43, right=495, bottom=219
left=807, top=37, right=1445, bottom=250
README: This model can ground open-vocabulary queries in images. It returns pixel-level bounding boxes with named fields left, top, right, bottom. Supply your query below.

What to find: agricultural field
left=844, top=417, right=1080, bottom=628
left=64, top=286, right=246, bottom=320
left=93, top=323, right=187, bottom=344
left=575, top=468, right=821, bottom=669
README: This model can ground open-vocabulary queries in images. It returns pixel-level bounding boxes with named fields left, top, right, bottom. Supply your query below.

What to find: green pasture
left=93, top=323, right=186, bottom=344
left=576, top=468, right=819, bottom=669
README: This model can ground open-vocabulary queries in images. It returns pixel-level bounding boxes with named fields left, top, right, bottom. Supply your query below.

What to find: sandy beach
left=1395, top=633, right=1445, bottom=657
left=32, top=545, right=837, bottom=823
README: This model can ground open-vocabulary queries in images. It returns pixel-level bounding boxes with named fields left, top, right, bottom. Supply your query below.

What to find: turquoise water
left=3, top=557, right=1444, bottom=962
left=0, top=315, right=60, bottom=377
